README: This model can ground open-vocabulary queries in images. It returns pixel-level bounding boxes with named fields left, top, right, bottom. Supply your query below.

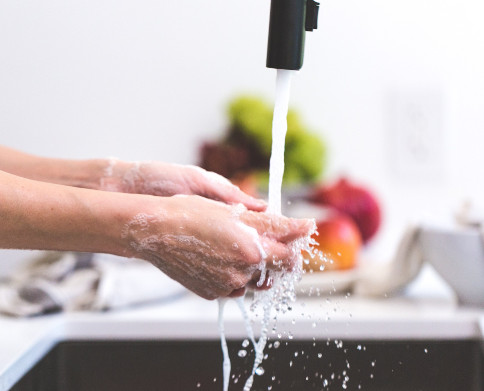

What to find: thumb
left=225, top=186, right=267, bottom=212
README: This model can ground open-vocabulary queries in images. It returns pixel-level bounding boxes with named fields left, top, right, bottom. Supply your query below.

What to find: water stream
left=218, top=69, right=297, bottom=391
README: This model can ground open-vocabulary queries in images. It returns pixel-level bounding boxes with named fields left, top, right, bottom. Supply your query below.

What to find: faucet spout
left=266, top=0, right=320, bottom=71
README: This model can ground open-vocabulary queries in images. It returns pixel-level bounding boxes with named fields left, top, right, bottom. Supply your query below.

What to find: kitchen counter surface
left=1, top=291, right=484, bottom=391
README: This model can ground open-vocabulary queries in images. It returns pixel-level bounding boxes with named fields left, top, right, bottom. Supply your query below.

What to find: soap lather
left=266, top=0, right=320, bottom=70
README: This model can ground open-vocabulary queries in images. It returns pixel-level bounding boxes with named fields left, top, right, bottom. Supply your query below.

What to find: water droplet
left=238, top=349, right=247, bottom=358
left=371, top=361, right=376, bottom=367
left=357, top=345, right=362, bottom=350
left=318, top=353, right=322, bottom=358
left=255, top=366, right=265, bottom=376
left=273, top=341, right=280, bottom=349
left=323, top=379, right=329, bottom=387
left=242, top=339, right=250, bottom=348
left=289, top=360, right=293, bottom=367
left=424, top=348, right=428, bottom=353
left=196, top=382, right=201, bottom=388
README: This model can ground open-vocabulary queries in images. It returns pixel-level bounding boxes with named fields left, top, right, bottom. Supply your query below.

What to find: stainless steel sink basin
left=10, top=339, right=484, bottom=391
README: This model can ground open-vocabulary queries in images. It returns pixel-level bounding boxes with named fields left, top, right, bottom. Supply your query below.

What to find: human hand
left=100, top=160, right=266, bottom=211
left=121, top=195, right=313, bottom=300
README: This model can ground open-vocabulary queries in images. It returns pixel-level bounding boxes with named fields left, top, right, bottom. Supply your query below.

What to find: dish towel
left=0, top=252, right=187, bottom=317
left=353, top=225, right=424, bottom=297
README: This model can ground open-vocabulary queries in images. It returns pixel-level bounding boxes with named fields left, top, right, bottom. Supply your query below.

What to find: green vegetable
left=227, top=95, right=327, bottom=184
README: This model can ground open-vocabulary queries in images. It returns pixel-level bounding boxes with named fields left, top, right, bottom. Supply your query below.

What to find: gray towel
left=0, top=252, right=186, bottom=317
left=354, top=226, right=424, bottom=297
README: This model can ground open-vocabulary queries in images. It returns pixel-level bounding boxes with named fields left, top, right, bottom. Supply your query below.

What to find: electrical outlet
left=388, top=90, right=446, bottom=181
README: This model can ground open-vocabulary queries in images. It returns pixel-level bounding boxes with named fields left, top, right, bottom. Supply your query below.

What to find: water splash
left=241, top=69, right=306, bottom=391
left=218, top=299, right=231, bottom=391
left=218, top=69, right=316, bottom=391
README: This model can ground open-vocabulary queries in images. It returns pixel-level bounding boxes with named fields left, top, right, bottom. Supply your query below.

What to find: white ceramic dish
left=420, top=226, right=484, bottom=307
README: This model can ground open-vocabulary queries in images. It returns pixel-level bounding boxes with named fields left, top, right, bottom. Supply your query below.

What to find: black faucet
left=266, top=0, right=320, bottom=71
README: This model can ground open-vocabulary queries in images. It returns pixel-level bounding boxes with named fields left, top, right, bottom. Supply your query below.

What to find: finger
left=241, top=213, right=315, bottom=243
left=261, top=238, right=296, bottom=271
left=247, top=273, right=273, bottom=290
left=196, top=169, right=267, bottom=212
left=228, top=287, right=247, bottom=298
left=226, top=186, right=267, bottom=212
left=211, top=183, right=267, bottom=212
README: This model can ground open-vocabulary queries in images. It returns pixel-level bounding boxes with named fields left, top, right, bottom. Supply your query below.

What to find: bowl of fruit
left=289, top=177, right=383, bottom=294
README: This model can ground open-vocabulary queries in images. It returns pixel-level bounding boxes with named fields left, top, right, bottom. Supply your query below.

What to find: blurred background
left=1, top=0, right=484, bottom=276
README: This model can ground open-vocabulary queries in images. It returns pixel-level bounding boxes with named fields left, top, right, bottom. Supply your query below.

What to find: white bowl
left=420, top=226, right=484, bottom=306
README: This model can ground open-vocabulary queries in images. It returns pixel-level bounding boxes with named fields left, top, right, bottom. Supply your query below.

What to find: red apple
left=304, top=213, right=362, bottom=272
left=308, top=177, right=382, bottom=243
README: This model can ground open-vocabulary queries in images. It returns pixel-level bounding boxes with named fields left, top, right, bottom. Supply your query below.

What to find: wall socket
left=388, top=90, right=446, bottom=181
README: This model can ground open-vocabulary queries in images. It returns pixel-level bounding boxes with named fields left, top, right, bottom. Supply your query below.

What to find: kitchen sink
left=10, top=339, right=484, bottom=391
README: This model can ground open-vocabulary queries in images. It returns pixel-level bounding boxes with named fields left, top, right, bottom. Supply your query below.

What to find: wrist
left=16, top=155, right=110, bottom=190
left=0, top=170, right=145, bottom=256
left=48, top=158, right=109, bottom=190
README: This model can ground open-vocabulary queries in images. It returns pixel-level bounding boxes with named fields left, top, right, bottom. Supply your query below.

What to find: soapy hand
left=100, top=160, right=266, bottom=212
left=122, top=195, right=313, bottom=300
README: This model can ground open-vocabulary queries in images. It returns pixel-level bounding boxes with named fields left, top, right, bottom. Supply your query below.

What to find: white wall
left=1, top=0, right=484, bottom=271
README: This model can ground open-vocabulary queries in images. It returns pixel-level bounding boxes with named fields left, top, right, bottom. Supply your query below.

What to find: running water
left=242, top=69, right=296, bottom=391
left=267, top=69, right=294, bottom=215
left=218, top=69, right=315, bottom=391
left=218, top=299, right=231, bottom=391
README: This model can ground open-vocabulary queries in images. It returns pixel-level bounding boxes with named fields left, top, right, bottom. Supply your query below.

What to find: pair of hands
left=100, top=160, right=313, bottom=299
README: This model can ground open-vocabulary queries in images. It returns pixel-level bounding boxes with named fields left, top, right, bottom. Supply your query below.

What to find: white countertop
left=1, top=291, right=484, bottom=391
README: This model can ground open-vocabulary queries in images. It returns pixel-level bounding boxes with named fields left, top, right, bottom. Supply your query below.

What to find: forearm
left=0, top=169, right=139, bottom=255
left=0, top=145, right=108, bottom=190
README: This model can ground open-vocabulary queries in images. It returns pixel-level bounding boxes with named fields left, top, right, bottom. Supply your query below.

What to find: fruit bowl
left=296, top=268, right=360, bottom=295
left=287, top=201, right=362, bottom=275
